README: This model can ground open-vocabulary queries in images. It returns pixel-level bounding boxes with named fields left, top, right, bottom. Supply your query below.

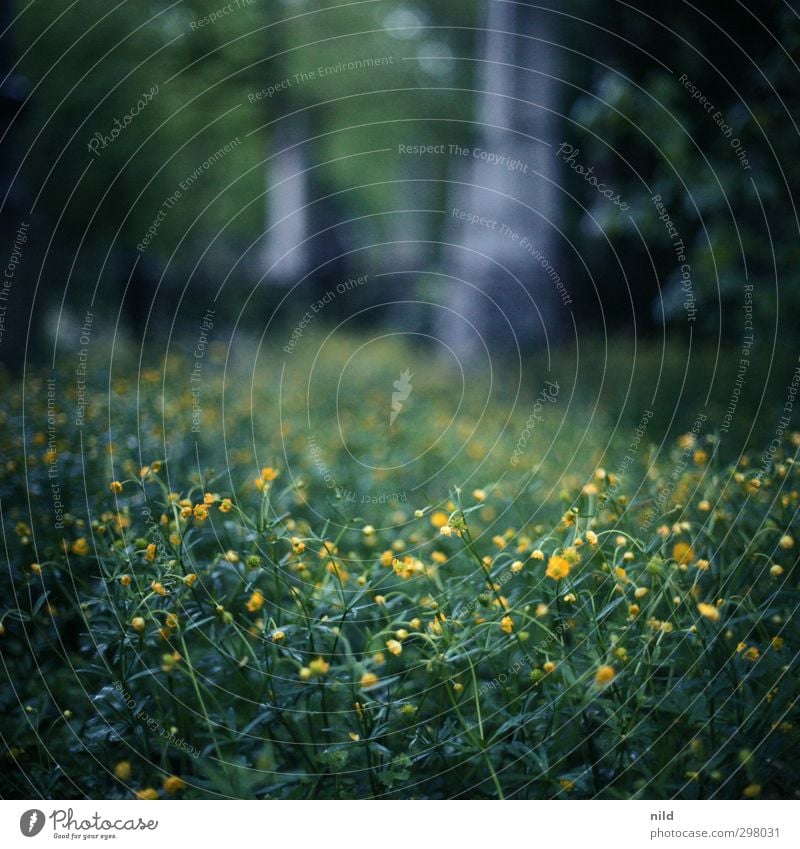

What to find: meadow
left=0, top=333, right=797, bottom=799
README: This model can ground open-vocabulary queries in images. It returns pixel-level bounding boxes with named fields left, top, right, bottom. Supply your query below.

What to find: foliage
left=1, top=337, right=798, bottom=799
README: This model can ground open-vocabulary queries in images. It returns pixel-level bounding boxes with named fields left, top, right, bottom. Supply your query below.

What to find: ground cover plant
left=0, top=335, right=798, bottom=799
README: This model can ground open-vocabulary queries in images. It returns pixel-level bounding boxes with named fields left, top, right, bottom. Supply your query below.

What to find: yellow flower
left=348, top=732, right=360, bottom=742
left=386, top=639, right=402, bottom=656
left=308, top=657, right=330, bottom=677
left=180, top=506, right=192, bottom=519
left=545, top=554, right=571, bottom=581
left=131, top=617, right=146, bottom=633
left=114, top=761, right=132, bottom=781
left=439, top=525, right=453, bottom=537
left=492, top=535, right=506, bottom=549
left=151, top=581, right=167, bottom=597
left=585, top=530, right=598, bottom=546
left=472, top=489, right=487, bottom=502
left=634, top=587, right=649, bottom=599
left=272, top=630, right=286, bottom=642
left=71, top=538, right=89, bottom=556
left=110, top=481, right=123, bottom=494
left=360, top=671, right=379, bottom=688
left=298, top=667, right=312, bottom=680
left=246, top=589, right=265, bottom=612
left=31, top=563, right=42, bottom=575
left=193, top=504, right=209, bottom=521
left=771, top=636, right=784, bottom=651
left=563, top=593, right=576, bottom=603
left=203, top=492, right=216, bottom=505
left=500, top=615, right=514, bottom=634
left=779, top=534, right=794, bottom=549
left=595, top=664, right=616, bottom=686
left=219, top=498, right=232, bottom=513
left=163, top=775, right=186, bottom=794
left=374, top=595, right=386, bottom=606
left=510, top=560, right=524, bottom=574
left=409, top=618, right=421, bottom=630
left=543, top=661, right=556, bottom=674
left=183, top=573, right=197, bottom=587
left=743, top=784, right=761, bottom=798
left=144, top=543, right=157, bottom=562
left=697, top=602, right=719, bottom=622
left=535, top=603, right=549, bottom=617
left=452, top=681, right=464, bottom=693
left=135, top=788, right=158, bottom=800
left=430, top=511, right=449, bottom=528
left=770, top=564, right=784, bottom=577
left=261, top=466, right=279, bottom=482
left=672, top=542, right=694, bottom=564
left=559, top=778, right=575, bottom=792
left=531, top=549, right=545, bottom=560
left=119, top=574, right=131, bottom=586
left=742, top=646, right=760, bottom=661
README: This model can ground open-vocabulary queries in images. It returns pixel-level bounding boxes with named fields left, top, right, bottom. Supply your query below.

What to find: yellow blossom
left=246, top=589, right=265, bottom=612
left=543, top=661, right=556, bottom=674
left=531, top=549, right=545, bottom=560
left=71, top=538, right=89, bottom=556
left=163, top=775, right=186, bottom=794
left=135, top=788, right=158, bottom=800
left=144, top=543, right=157, bottom=562
left=131, top=617, right=146, bottom=633
left=472, top=489, right=487, bottom=502
left=500, top=615, right=514, bottom=634
left=183, top=573, right=197, bottom=587
left=672, top=542, right=695, bottom=565
left=114, top=761, right=132, bottom=781
left=594, top=665, right=616, bottom=686
left=151, top=581, right=167, bottom=597
left=219, top=498, right=232, bottom=512
left=308, top=657, right=330, bottom=677
left=193, top=503, right=209, bottom=521
left=360, top=671, right=379, bottom=688
left=697, top=602, right=720, bottom=622
left=110, top=481, right=123, bottom=494
left=510, top=560, right=524, bottom=574
left=546, top=554, right=571, bottom=581
left=386, top=639, right=402, bottom=656
left=430, top=511, right=449, bottom=528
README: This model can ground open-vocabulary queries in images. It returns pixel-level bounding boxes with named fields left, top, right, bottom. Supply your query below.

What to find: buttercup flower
left=697, top=602, right=720, bottom=622
left=546, top=554, right=571, bottom=581
left=246, top=589, right=265, bottom=612
left=595, top=664, right=616, bottom=686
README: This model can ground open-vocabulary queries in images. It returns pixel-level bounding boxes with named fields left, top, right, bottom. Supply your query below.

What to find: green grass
left=0, top=333, right=798, bottom=799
